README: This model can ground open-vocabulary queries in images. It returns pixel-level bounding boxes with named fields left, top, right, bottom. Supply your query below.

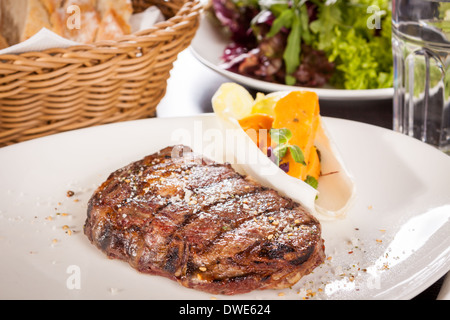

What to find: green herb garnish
left=269, top=128, right=306, bottom=166
left=305, top=175, right=319, bottom=189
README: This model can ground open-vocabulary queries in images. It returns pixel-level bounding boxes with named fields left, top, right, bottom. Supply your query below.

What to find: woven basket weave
left=0, top=0, right=202, bottom=147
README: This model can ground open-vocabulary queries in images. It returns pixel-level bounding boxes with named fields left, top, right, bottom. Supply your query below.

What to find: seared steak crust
left=84, top=145, right=325, bottom=295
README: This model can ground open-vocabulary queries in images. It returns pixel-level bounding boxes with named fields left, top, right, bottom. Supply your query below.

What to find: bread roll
left=40, top=0, right=63, bottom=13
left=0, top=0, right=133, bottom=46
left=65, top=0, right=97, bottom=10
left=0, top=34, right=9, bottom=50
left=97, top=0, right=133, bottom=24
left=96, top=8, right=131, bottom=41
left=0, top=0, right=52, bottom=45
left=51, top=0, right=101, bottom=43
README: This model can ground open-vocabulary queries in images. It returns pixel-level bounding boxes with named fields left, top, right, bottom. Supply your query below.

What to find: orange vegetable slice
left=272, top=91, right=321, bottom=181
left=306, top=146, right=321, bottom=181
left=239, top=113, right=274, bottom=154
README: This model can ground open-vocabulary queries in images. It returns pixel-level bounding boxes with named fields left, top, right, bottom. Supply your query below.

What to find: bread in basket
left=0, top=0, right=202, bottom=147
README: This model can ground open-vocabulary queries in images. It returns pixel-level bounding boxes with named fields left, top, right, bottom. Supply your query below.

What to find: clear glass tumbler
left=392, top=0, right=450, bottom=154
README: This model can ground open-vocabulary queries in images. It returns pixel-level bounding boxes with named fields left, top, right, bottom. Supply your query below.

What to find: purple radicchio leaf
left=279, top=162, right=290, bottom=173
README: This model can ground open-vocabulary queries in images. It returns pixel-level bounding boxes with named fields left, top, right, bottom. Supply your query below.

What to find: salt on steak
left=84, top=145, right=325, bottom=295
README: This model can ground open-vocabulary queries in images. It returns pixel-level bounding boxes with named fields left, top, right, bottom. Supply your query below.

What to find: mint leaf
left=305, top=175, right=319, bottom=189
left=270, top=128, right=292, bottom=145
left=288, top=145, right=306, bottom=166
left=269, top=128, right=307, bottom=169
left=272, top=144, right=288, bottom=165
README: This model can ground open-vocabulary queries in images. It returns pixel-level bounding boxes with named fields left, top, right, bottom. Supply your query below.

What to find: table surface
left=156, top=48, right=447, bottom=300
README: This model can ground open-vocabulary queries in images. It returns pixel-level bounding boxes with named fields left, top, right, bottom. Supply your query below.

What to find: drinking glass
left=392, top=0, right=450, bottom=154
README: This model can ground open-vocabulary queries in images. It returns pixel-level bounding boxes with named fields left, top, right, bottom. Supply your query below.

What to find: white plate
left=191, top=14, right=394, bottom=101
left=438, top=272, right=450, bottom=300
left=0, top=114, right=449, bottom=300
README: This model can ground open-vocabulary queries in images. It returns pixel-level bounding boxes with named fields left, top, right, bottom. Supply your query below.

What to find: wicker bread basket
left=0, top=0, right=202, bottom=147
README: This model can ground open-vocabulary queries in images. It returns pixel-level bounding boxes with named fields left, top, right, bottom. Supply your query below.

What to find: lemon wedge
left=212, top=83, right=254, bottom=120
left=251, top=92, right=285, bottom=117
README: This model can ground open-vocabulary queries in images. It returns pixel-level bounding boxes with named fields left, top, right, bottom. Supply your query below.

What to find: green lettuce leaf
left=309, top=0, right=393, bottom=90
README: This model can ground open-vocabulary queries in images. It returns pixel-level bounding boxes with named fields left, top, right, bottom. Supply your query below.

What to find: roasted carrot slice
left=306, top=146, right=321, bottom=181
left=272, top=91, right=320, bottom=181
left=239, top=113, right=274, bottom=153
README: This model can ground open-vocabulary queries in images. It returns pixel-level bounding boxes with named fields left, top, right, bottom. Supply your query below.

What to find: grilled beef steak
left=84, top=145, right=325, bottom=295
